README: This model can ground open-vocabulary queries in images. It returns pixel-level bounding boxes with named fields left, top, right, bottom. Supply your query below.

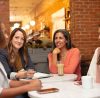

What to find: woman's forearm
left=1, top=79, right=42, bottom=97
left=9, top=80, right=29, bottom=87
left=1, top=84, right=31, bottom=97
left=52, top=53, right=58, bottom=65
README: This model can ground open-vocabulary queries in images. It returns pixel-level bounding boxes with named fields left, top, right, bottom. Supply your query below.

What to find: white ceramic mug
left=82, top=76, right=93, bottom=89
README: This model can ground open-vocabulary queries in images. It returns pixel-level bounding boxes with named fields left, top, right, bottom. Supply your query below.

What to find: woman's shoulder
left=70, top=48, right=80, bottom=53
left=48, top=51, right=53, bottom=58
left=48, top=52, right=52, bottom=56
left=95, top=47, right=100, bottom=52
left=0, top=48, right=8, bottom=57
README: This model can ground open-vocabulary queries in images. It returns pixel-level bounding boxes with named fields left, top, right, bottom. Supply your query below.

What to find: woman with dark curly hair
left=48, top=29, right=81, bottom=80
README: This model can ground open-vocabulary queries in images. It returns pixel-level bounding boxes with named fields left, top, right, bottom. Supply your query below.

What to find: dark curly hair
left=52, top=29, right=72, bottom=49
left=52, top=29, right=72, bottom=60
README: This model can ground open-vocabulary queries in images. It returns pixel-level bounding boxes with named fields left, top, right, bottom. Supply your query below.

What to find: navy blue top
left=0, top=48, right=35, bottom=79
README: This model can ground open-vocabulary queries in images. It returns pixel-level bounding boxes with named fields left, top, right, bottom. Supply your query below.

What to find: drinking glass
left=57, top=61, right=64, bottom=76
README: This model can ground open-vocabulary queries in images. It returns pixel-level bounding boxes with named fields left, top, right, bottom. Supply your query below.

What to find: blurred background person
left=87, top=25, right=100, bottom=83
left=0, top=21, right=8, bottom=49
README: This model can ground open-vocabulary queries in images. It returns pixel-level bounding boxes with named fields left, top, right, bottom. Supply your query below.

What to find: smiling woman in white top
left=0, top=61, right=42, bottom=98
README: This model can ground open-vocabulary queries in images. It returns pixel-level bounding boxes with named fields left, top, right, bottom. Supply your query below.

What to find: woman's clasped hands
left=27, top=68, right=35, bottom=79
left=53, top=48, right=61, bottom=54
left=27, top=79, right=42, bottom=91
left=16, top=69, right=35, bottom=79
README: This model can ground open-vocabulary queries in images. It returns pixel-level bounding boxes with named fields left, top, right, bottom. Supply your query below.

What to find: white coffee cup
left=82, top=76, right=93, bottom=89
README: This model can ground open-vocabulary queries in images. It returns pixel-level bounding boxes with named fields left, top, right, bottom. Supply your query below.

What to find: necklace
left=60, top=53, right=66, bottom=60
left=60, top=49, right=67, bottom=60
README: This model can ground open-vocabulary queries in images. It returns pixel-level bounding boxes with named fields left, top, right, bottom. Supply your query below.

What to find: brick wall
left=70, top=0, right=100, bottom=61
left=34, top=0, right=100, bottom=62
left=0, top=0, right=10, bottom=34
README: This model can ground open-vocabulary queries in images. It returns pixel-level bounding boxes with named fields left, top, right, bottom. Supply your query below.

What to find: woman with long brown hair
left=0, top=28, right=35, bottom=80
left=0, top=22, right=42, bottom=98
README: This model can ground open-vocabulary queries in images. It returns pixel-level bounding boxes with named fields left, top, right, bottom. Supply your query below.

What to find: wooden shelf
left=65, top=17, right=70, bottom=21
left=65, top=10, right=70, bottom=31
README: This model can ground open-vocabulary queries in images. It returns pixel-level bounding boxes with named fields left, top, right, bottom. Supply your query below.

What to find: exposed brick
left=71, top=0, right=100, bottom=61
left=0, top=0, right=10, bottom=34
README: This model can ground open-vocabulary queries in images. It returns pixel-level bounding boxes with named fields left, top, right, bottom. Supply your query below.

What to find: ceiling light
left=30, top=20, right=35, bottom=26
left=25, top=24, right=30, bottom=29
left=14, top=23, right=20, bottom=28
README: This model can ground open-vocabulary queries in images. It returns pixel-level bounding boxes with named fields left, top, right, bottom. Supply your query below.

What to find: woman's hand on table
left=16, top=69, right=35, bottom=79
left=27, top=69, right=35, bottom=79
left=74, top=81, right=82, bottom=85
left=28, top=79, right=42, bottom=91
left=16, top=69, right=27, bottom=79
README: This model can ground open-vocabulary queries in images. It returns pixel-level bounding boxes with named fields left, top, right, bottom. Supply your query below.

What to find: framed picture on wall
left=51, top=8, right=66, bottom=38
left=65, top=9, right=70, bottom=31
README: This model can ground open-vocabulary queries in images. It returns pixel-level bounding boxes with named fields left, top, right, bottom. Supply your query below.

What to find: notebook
left=32, top=72, right=52, bottom=79
left=20, top=72, right=52, bottom=81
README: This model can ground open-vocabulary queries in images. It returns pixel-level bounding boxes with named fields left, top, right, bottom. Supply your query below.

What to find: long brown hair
left=0, top=21, right=7, bottom=48
left=7, top=28, right=28, bottom=71
left=97, top=49, right=100, bottom=65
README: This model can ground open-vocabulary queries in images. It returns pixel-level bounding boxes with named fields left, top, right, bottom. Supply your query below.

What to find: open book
left=20, top=72, right=52, bottom=81
left=32, top=72, right=52, bottom=79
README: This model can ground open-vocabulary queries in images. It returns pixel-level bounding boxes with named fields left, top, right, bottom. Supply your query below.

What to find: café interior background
left=0, top=0, right=100, bottom=68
